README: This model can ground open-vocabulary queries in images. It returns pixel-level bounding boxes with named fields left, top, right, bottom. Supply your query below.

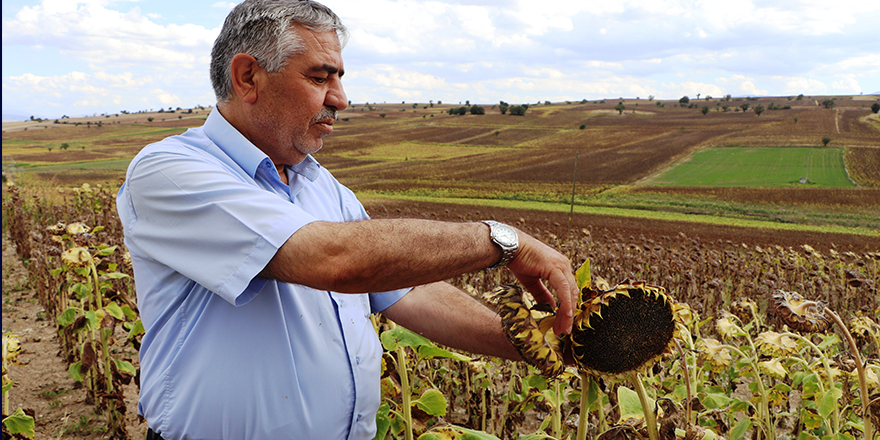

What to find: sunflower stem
left=552, top=378, right=562, bottom=439
left=718, top=343, right=773, bottom=440
left=826, top=308, right=873, bottom=440
left=780, top=331, right=839, bottom=433
left=628, top=371, right=659, bottom=440
left=673, top=339, right=693, bottom=425
left=577, top=372, right=590, bottom=440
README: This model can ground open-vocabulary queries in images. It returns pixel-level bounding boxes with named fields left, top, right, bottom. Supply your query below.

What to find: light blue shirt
left=117, top=109, right=409, bottom=440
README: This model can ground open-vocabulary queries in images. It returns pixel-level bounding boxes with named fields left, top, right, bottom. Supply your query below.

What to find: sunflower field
left=3, top=182, right=879, bottom=440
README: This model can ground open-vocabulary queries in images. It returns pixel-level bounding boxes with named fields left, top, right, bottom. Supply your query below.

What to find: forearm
left=382, top=282, right=522, bottom=361
left=261, top=219, right=501, bottom=293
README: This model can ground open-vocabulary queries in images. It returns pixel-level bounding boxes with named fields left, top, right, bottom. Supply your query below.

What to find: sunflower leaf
left=618, top=385, right=654, bottom=423
left=575, top=259, right=591, bottom=293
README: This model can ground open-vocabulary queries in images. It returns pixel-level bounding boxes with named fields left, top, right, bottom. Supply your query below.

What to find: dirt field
left=363, top=198, right=880, bottom=253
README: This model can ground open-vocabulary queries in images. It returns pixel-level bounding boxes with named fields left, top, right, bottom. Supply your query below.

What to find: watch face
left=495, top=225, right=517, bottom=247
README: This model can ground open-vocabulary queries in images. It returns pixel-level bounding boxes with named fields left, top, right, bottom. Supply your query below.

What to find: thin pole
left=568, top=152, right=579, bottom=234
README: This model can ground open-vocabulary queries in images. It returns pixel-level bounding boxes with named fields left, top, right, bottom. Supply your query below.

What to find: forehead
left=294, top=26, right=343, bottom=64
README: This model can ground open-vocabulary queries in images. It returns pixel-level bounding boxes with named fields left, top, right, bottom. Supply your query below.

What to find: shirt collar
left=203, top=108, right=273, bottom=179
left=204, top=108, right=322, bottom=183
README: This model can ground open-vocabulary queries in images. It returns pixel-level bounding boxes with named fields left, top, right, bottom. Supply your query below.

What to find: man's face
left=252, top=27, right=348, bottom=166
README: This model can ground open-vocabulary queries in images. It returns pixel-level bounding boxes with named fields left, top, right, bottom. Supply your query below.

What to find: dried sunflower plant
left=491, top=260, right=690, bottom=440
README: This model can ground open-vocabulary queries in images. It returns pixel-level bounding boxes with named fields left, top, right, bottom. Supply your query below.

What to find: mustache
left=314, top=107, right=338, bottom=122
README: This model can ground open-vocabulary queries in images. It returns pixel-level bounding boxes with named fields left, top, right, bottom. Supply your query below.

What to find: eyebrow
left=310, top=64, right=344, bottom=78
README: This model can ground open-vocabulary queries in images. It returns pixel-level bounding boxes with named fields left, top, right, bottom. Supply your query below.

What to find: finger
left=548, top=268, right=576, bottom=336
left=517, top=276, right=557, bottom=309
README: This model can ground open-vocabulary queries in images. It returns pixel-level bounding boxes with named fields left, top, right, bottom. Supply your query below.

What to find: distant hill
left=2, top=113, right=31, bottom=122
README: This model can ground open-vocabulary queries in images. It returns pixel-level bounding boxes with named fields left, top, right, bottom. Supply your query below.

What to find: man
left=117, top=1, right=578, bottom=439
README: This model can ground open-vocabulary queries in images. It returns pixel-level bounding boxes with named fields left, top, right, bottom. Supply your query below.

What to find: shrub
left=679, top=96, right=690, bottom=105
left=822, top=136, right=832, bottom=146
left=508, top=105, right=527, bottom=116
left=469, top=105, right=485, bottom=115
left=754, top=105, right=765, bottom=116
left=822, top=99, right=835, bottom=109
left=871, top=102, right=880, bottom=114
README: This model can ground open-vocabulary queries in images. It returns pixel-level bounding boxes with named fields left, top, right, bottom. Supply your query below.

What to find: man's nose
left=326, top=82, right=347, bottom=112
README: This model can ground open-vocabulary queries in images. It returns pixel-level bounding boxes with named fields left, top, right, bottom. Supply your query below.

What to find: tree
left=508, top=105, right=527, bottom=116
left=648, top=95, right=654, bottom=101
left=871, top=102, right=880, bottom=114
left=822, top=136, right=832, bottom=146
left=679, top=96, right=690, bottom=105
left=615, top=102, right=626, bottom=114
left=822, top=99, right=835, bottom=109
left=739, top=102, right=750, bottom=112
left=469, top=105, right=485, bottom=115
left=754, top=105, right=765, bottom=116
left=499, top=101, right=509, bottom=115
left=701, top=106, right=709, bottom=115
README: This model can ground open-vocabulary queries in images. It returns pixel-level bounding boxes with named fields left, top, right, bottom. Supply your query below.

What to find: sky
left=3, top=0, right=879, bottom=120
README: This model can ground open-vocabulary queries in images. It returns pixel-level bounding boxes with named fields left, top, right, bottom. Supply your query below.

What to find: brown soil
left=363, top=198, right=880, bottom=253
left=2, top=236, right=146, bottom=440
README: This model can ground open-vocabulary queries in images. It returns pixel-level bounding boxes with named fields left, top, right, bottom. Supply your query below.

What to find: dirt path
left=2, top=236, right=146, bottom=440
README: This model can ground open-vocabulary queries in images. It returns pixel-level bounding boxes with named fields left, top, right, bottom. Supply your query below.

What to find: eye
left=313, top=77, right=328, bottom=84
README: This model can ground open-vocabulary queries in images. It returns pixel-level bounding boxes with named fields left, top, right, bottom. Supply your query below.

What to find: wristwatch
left=482, top=220, right=519, bottom=270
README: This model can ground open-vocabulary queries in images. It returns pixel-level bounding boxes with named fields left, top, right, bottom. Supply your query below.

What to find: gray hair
left=210, top=0, right=348, bottom=103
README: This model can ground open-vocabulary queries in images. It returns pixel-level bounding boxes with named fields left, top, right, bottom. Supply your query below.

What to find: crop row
left=2, top=182, right=879, bottom=439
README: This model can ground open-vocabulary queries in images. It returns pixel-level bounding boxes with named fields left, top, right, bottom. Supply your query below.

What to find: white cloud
left=832, top=76, right=861, bottom=94
left=716, top=75, right=768, bottom=97
left=2, top=1, right=217, bottom=67
left=211, top=2, right=237, bottom=9
left=4, top=0, right=880, bottom=117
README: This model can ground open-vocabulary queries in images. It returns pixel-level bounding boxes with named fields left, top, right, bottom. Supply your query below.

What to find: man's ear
left=230, top=53, right=264, bottom=104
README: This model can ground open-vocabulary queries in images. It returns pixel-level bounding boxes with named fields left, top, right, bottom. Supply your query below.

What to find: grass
left=649, top=146, right=855, bottom=187
left=357, top=192, right=880, bottom=237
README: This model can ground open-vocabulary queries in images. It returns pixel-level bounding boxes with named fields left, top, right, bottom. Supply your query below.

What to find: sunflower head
left=849, top=316, right=879, bottom=345
left=769, top=290, right=831, bottom=333
left=758, top=358, right=788, bottom=380
left=490, top=285, right=565, bottom=378
left=697, top=338, right=732, bottom=373
left=755, top=331, right=798, bottom=357
left=570, top=281, right=679, bottom=380
left=729, top=297, right=759, bottom=325
left=61, top=247, right=93, bottom=267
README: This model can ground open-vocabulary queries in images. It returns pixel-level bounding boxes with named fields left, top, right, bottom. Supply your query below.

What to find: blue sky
left=3, top=0, right=879, bottom=119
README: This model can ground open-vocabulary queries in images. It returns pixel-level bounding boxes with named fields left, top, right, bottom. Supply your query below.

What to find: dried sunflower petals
left=66, top=222, right=90, bottom=235
left=62, top=247, right=92, bottom=266
left=491, top=285, right=565, bottom=378
left=716, top=313, right=737, bottom=339
left=758, top=358, right=788, bottom=380
left=755, top=331, right=798, bottom=357
left=697, top=338, right=732, bottom=372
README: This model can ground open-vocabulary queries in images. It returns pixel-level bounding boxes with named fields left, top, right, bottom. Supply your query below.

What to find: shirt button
left=357, top=414, right=362, bottom=422
left=356, top=357, right=361, bottom=364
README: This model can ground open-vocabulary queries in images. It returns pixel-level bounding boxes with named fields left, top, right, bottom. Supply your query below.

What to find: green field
left=649, top=147, right=855, bottom=188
